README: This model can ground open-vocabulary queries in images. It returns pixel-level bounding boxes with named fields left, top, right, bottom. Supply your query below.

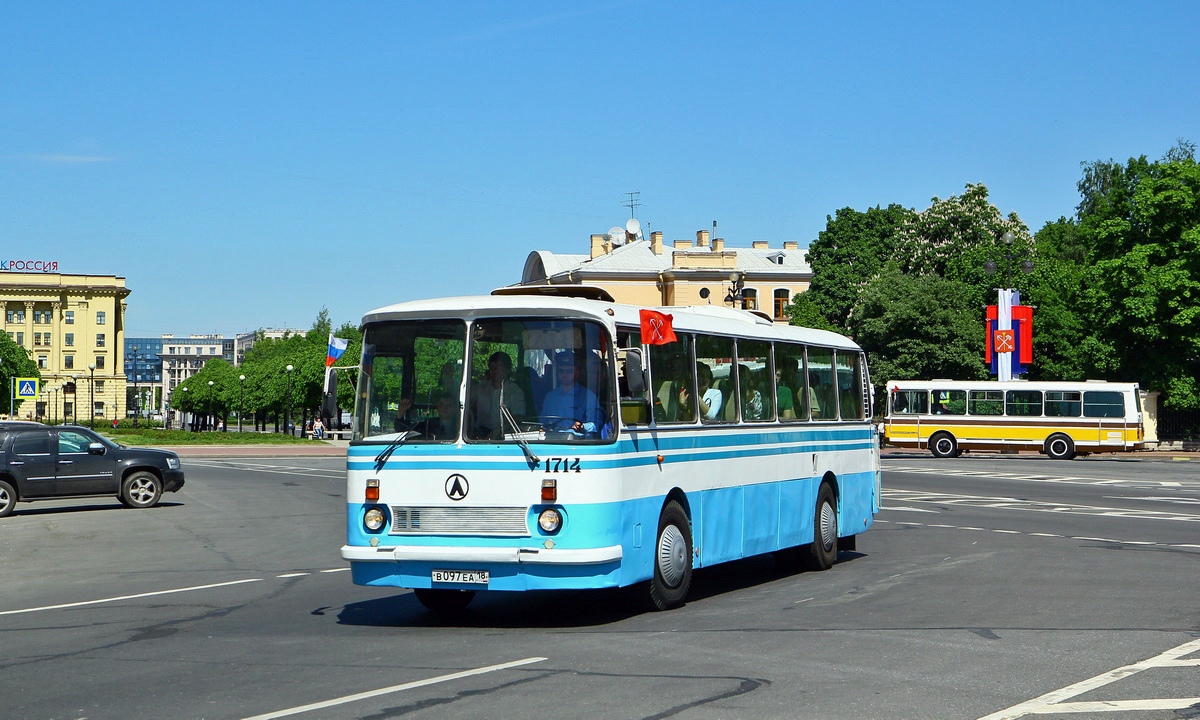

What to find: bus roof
left=887, top=379, right=1141, bottom=392
left=362, top=294, right=862, bottom=350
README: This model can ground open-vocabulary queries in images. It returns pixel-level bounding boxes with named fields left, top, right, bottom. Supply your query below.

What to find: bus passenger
left=697, top=363, right=723, bottom=421
left=469, top=352, right=526, bottom=439
left=777, top=367, right=796, bottom=420
left=541, top=351, right=604, bottom=437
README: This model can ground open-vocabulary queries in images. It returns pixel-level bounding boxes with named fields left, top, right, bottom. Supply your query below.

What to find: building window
left=65, top=355, right=74, bottom=369
left=7, top=309, right=25, bottom=323
left=97, top=333, right=106, bottom=347
left=95, top=356, right=105, bottom=370
left=33, top=333, right=41, bottom=346
left=94, top=401, right=104, bottom=417
left=15, top=332, right=23, bottom=345
left=38, top=356, right=47, bottom=369
left=741, top=288, right=758, bottom=310
left=773, top=289, right=790, bottom=320
left=96, top=380, right=105, bottom=392
left=65, top=333, right=74, bottom=346
left=64, top=311, right=74, bottom=324
left=34, top=309, right=52, bottom=323
left=97, top=311, right=106, bottom=325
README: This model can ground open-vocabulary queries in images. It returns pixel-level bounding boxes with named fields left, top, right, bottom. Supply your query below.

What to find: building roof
left=521, top=238, right=811, bottom=284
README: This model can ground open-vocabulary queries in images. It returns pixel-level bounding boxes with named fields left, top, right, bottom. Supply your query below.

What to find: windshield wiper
left=373, top=431, right=414, bottom=472
left=499, top=403, right=539, bottom=468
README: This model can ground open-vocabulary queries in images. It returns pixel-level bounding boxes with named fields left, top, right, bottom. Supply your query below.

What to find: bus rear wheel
left=929, top=432, right=958, bottom=459
left=413, top=588, right=476, bottom=614
left=1045, top=434, right=1076, bottom=460
left=647, top=500, right=692, bottom=611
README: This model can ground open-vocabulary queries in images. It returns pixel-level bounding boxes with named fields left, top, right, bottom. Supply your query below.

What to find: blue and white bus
left=341, top=287, right=881, bottom=612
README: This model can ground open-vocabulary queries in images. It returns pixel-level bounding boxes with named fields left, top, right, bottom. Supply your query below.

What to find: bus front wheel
left=929, top=433, right=959, bottom=459
left=801, top=483, right=838, bottom=571
left=1045, top=434, right=1076, bottom=460
left=648, top=500, right=693, bottom=611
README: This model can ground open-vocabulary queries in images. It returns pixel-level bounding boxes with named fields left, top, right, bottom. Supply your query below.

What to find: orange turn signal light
left=366, top=478, right=380, bottom=501
left=541, top=478, right=557, bottom=503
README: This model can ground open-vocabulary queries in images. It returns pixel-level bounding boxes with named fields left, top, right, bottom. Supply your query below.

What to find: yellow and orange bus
left=883, top=380, right=1144, bottom=460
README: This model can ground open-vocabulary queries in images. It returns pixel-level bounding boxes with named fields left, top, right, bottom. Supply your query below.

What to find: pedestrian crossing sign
left=14, top=378, right=39, bottom=399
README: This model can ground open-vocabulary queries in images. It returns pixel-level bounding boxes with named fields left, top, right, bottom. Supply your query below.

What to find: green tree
left=1071, top=143, right=1200, bottom=407
left=895, top=183, right=1032, bottom=306
left=797, top=204, right=914, bottom=330
left=0, top=333, right=39, bottom=418
left=786, top=292, right=838, bottom=332
left=849, top=269, right=988, bottom=400
left=1027, top=217, right=1089, bottom=381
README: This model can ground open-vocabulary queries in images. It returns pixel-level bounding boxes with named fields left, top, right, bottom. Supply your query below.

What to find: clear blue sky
left=3, top=1, right=1197, bottom=337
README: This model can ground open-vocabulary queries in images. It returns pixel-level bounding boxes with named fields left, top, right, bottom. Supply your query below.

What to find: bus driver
left=540, top=351, right=605, bottom=437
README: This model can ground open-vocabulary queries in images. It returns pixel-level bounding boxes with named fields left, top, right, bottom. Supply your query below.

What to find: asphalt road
left=1, top=452, right=1197, bottom=720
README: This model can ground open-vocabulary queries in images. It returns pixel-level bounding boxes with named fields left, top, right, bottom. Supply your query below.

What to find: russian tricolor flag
left=326, top=335, right=349, bottom=367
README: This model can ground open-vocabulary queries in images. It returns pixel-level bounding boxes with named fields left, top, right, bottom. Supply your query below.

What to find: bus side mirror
left=321, top=371, right=338, bottom=418
left=622, top=348, right=646, bottom=396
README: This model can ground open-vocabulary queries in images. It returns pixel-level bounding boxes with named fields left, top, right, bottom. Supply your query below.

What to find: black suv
left=0, top=424, right=184, bottom=517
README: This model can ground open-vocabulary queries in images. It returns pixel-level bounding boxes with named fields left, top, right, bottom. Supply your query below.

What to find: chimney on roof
left=590, top=234, right=610, bottom=259
left=651, top=231, right=663, bottom=255
left=784, top=241, right=799, bottom=250
left=713, top=237, right=725, bottom=252
left=753, top=241, right=769, bottom=249
left=697, top=230, right=710, bottom=248
left=674, top=239, right=693, bottom=249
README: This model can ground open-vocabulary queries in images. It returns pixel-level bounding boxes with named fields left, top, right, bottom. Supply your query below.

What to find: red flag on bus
left=640, top=309, right=677, bottom=345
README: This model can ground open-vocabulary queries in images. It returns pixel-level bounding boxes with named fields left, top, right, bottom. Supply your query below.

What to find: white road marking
left=876, top=519, right=1200, bottom=550
left=884, top=488, right=1200, bottom=523
left=186, top=460, right=343, bottom=478
left=240, top=657, right=548, bottom=720
left=2, top=568, right=351, bottom=615
left=884, top=506, right=941, bottom=513
left=976, top=637, right=1200, bottom=720
left=0, top=578, right=264, bottom=616
left=885, top=464, right=1196, bottom=489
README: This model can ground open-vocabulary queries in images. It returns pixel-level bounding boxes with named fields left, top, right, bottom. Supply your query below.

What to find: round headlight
left=538, top=508, right=562, bottom=534
left=364, top=507, right=386, bottom=531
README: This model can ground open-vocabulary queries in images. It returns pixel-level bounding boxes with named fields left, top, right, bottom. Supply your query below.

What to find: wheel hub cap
left=657, top=525, right=687, bottom=587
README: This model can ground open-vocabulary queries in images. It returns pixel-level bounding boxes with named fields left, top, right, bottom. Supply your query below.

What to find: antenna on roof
left=607, top=226, right=625, bottom=246
left=623, top=191, right=642, bottom=219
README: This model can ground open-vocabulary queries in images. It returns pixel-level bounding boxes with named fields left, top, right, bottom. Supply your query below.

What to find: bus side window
left=617, top=329, right=649, bottom=425
left=932, top=390, right=966, bottom=415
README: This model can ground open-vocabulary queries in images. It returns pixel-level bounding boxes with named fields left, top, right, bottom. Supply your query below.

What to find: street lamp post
left=69, top=376, right=77, bottom=423
left=284, top=364, right=294, bottom=436
left=182, top=385, right=191, bottom=430
left=207, top=380, right=215, bottom=431
left=724, top=272, right=745, bottom=309
left=88, top=363, right=96, bottom=430
left=238, top=374, right=246, bottom=433
left=131, top=351, right=139, bottom=429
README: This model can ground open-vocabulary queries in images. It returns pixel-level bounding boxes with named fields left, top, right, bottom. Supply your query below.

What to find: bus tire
left=802, top=483, right=838, bottom=571
left=1045, top=434, right=1076, bottom=460
left=648, top=500, right=692, bottom=611
left=120, top=472, right=162, bottom=509
left=413, top=588, right=476, bottom=614
left=929, top=432, right=958, bottom=459
left=0, top=479, right=16, bottom=518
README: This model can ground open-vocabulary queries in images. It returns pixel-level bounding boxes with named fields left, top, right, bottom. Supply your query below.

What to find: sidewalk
left=162, top=440, right=349, bottom=458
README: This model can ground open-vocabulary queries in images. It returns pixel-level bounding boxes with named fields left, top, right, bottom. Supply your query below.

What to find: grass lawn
left=99, top=428, right=326, bottom=446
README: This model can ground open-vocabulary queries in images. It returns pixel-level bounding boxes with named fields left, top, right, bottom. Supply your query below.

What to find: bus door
left=1084, top=391, right=1126, bottom=448
left=888, top=389, right=928, bottom=444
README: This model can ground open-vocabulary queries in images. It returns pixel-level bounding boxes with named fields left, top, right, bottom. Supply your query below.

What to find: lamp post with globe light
left=238, top=374, right=246, bottom=433
left=88, top=363, right=96, bottom=429
left=284, top=364, right=294, bottom=435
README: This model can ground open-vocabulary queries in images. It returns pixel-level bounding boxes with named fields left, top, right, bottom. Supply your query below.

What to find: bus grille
left=389, top=506, right=530, bottom=536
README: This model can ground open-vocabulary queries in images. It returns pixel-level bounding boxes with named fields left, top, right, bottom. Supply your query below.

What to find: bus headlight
left=538, top=508, right=562, bottom=534
left=364, top=507, right=386, bottom=532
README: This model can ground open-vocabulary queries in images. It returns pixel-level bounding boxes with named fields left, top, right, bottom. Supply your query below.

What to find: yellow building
left=517, top=229, right=812, bottom=321
left=1, top=270, right=128, bottom=422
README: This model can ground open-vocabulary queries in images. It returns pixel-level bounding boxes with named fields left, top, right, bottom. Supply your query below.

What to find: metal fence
left=1157, top=408, right=1200, bottom=441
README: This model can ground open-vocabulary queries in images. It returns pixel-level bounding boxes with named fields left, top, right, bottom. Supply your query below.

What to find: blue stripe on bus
left=348, top=428, right=876, bottom=471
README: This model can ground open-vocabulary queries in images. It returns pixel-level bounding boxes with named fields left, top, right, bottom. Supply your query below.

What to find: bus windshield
left=355, top=316, right=616, bottom=444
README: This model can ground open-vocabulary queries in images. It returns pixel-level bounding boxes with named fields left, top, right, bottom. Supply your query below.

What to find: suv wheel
left=120, top=472, right=163, bottom=508
left=0, top=480, right=16, bottom=518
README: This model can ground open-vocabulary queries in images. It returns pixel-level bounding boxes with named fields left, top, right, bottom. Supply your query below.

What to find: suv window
left=58, top=431, right=93, bottom=454
left=12, top=432, right=52, bottom=455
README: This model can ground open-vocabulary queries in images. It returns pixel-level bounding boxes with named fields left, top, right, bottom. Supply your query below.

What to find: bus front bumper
left=341, top=544, right=623, bottom=565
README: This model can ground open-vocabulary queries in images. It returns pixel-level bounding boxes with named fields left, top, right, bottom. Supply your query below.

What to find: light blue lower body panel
left=346, top=472, right=876, bottom=592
